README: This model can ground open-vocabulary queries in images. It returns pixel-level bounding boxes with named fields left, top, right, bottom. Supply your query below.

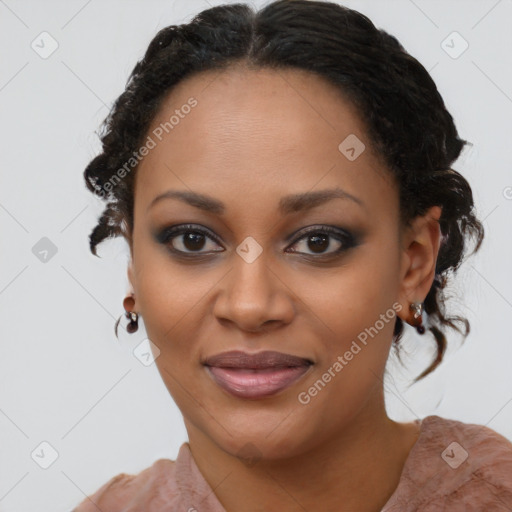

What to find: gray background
left=1, top=0, right=511, bottom=510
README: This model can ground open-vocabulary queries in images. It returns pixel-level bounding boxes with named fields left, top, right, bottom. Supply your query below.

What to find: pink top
left=72, top=415, right=512, bottom=511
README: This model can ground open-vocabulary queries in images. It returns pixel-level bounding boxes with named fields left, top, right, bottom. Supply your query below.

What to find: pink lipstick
left=203, top=350, right=313, bottom=399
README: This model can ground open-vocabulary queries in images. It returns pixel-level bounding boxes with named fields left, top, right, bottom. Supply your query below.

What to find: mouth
left=203, top=350, right=314, bottom=399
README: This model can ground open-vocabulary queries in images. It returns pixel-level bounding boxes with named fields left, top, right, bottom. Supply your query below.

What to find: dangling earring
left=125, top=310, right=139, bottom=333
left=409, top=301, right=425, bottom=334
left=123, top=294, right=139, bottom=333
left=114, top=295, right=139, bottom=337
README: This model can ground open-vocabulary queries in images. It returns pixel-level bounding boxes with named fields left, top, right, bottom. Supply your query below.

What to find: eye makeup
left=153, top=222, right=362, bottom=262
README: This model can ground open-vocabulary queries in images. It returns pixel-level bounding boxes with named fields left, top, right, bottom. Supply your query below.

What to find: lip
left=203, top=350, right=313, bottom=399
left=203, top=350, right=313, bottom=369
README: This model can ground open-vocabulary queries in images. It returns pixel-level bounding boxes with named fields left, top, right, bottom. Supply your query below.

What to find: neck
left=185, top=394, right=420, bottom=512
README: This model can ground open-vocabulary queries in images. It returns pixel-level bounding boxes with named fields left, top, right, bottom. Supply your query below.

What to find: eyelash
left=156, top=223, right=357, bottom=260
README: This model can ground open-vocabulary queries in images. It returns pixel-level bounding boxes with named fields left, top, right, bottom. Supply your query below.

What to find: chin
left=209, top=420, right=317, bottom=464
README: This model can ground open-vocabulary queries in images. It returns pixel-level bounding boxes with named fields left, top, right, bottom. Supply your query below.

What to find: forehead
left=135, top=65, right=396, bottom=220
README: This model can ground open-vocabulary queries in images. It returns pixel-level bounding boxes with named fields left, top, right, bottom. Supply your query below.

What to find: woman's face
left=127, top=65, right=426, bottom=459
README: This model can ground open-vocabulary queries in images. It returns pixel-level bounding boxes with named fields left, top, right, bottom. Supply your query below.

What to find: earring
left=125, top=310, right=139, bottom=333
left=409, top=301, right=425, bottom=334
left=114, top=295, right=139, bottom=337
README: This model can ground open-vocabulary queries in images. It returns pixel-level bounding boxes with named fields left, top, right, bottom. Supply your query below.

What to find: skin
left=126, top=64, right=442, bottom=512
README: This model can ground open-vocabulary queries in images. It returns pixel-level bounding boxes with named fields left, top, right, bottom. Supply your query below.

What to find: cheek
left=132, top=229, right=212, bottom=336
left=296, top=237, right=401, bottom=386
left=303, top=249, right=399, bottom=341
left=133, top=253, right=213, bottom=412
left=137, top=267, right=214, bottom=350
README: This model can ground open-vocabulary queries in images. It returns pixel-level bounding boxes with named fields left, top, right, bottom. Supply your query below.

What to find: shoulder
left=71, top=458, right=177, bottom=512
left=421, top=414, right=512, bottom=472
left=401, top=415, right=512, bottom=509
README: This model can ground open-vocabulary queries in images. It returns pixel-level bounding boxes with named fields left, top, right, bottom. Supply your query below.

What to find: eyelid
left=156, top=224, right=224, bottom=248
left=286, top=224, right=352, bottom=243
left=285, top=225, right=354, bottom=255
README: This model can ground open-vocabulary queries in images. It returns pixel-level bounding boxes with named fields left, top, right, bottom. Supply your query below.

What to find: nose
left=212, top=251, right=295, bottom=334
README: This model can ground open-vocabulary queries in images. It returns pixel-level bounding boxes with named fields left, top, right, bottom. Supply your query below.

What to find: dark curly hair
left=84, top=0, right=484, bottom=381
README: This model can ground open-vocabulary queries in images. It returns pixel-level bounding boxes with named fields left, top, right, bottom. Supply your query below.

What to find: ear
left=126, top=260, right=138, bottom=308
left=127, top=261, right=134, bottom=290
left=396, top=205, right=442, bottom=324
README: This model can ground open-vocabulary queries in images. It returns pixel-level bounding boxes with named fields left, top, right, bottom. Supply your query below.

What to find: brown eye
left=304, top=234, right=335, bottom=253
left=157, top=224, right=224, bottom=255
left=287, top=226, right=355, bottom=257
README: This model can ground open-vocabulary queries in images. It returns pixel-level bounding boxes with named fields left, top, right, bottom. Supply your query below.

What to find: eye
left=157, top=224, right=224, bottom=255
left=156, top=223, right=357, bottom=259
left=286, top=225, right=354, bottom=257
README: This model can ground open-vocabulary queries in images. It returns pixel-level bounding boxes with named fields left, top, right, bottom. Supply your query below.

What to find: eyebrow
left=147, top=187, right=364, bottom=215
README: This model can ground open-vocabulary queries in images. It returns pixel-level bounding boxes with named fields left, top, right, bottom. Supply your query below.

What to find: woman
left=73, top=0, right=512, bottom=510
